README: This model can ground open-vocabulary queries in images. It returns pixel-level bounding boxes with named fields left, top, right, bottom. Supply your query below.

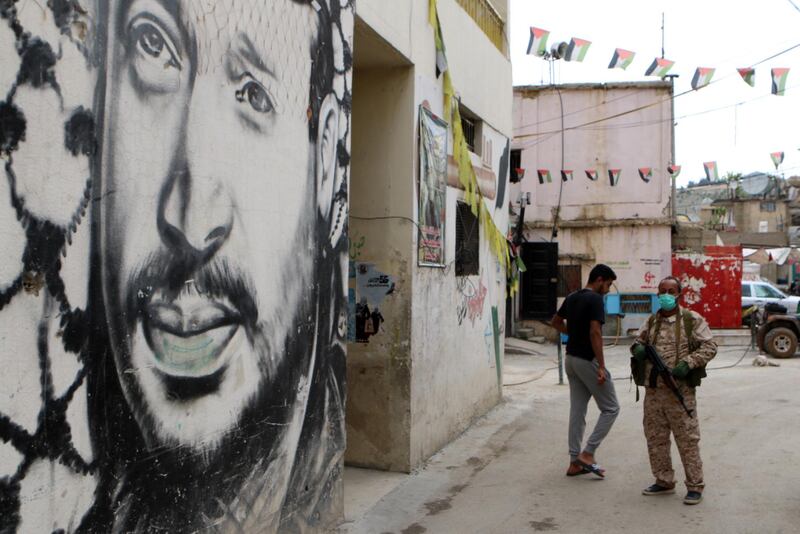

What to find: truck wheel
left=764, top=327, right=798, bottom=358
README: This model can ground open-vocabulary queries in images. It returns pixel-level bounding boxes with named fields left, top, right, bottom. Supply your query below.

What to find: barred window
left=456, top=201, right=480, bottom=276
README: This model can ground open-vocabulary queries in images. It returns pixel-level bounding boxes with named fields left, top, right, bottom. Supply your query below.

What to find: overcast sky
left=509, top=0, right=800, bottom=187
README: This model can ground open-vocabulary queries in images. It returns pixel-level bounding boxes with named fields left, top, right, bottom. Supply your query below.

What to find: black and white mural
left=0, top=0, right=352, bottom=531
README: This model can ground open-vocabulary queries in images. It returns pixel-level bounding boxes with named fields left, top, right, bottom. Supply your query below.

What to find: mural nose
left=158, top=172, right=233, bottom=258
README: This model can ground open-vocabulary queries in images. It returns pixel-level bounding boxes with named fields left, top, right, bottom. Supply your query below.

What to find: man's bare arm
left=551, top=314, right=567, bottom=334
left=590, top=320, right=607, bottom=384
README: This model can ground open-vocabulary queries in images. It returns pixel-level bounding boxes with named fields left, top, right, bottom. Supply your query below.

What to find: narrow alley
left=338, top=342, right=799, bottom=534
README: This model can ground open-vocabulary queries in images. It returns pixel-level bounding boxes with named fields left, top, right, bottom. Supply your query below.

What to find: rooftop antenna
left=661, top=12, right=665, bottom=58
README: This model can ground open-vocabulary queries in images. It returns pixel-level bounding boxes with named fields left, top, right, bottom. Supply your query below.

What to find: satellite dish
left=740, top=173, right=770, bottom=196
left=550, top=42, right=568, bottom=60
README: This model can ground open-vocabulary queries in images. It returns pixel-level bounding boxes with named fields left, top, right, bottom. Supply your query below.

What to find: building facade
left=347, top=0, right=512, bottom=472
left=512, top=82, right=674, bottom=335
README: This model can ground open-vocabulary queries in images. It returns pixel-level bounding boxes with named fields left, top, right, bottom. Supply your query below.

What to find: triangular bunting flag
left=565, top=38, right=591, bottom=62
left=667, top=165, right=682, bottom=179
left=638, top=167, right=653, bottom=183
left=585, top=169, right=598, bottom=181
left=691, top=67, right=715, bottom=90
left=703, top=161, right=718, bottom=181
left=770, top=151, right=784, bottom=169
left=537, top=169, right=552, bottom=184
left=608, top=48, right=635, bottom=70
left=608, top=169, right=621, bottom=186
left=771, top=68, right=789, bottom=95
left=737, top=68, right=755, bottom=87
left=645, top=57, right=674, bottom=77
left=561, top=170, right=573, bottom=182
left=527, top=27, right=550, bottom=57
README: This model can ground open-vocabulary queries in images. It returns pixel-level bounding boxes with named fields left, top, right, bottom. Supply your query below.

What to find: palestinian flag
left=771, top=68, right=789, bottom=95
left=703, top=161, right=718, bottom=181
left=638, top=167, right=653, bottom=183
left=537, top=169, right=552, bottom=184
left=527, top=27, right=550, bottom=57
left=565, top=38, right=591, bottom=62
left=608, top=169, right=621, bottom=186
left=585, top=169, right=598, bottom=181
left=561, top=170, right=574, bottom=182
left=645, top=57, right=674, bottom=78
left=770, top=151, right=785, bottom=169
left=608, top=48, right=635, bottom=70
left=691, top=67, right=715, bottom=90
left=737, top=67, right=755, bottom=87
left=667, top=165, right=682, bottom=179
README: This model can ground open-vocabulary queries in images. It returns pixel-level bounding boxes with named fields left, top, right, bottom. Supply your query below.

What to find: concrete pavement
left=335, top=341, right=800, bottom=534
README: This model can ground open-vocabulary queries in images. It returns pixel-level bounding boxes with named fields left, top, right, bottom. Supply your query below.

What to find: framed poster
left=418, top=106, right=448, bottom=266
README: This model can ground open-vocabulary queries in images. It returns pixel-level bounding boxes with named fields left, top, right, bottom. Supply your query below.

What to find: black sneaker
left=684, top=491, right=703, bottom=505
left=642, top=483, right=676, bottom=496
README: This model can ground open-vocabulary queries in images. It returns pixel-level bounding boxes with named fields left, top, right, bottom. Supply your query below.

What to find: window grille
left=456, top=201, right=480, bottom=276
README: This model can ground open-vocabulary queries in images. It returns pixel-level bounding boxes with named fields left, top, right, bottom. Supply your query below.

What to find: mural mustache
left=127, top=251, right=260, bottom=400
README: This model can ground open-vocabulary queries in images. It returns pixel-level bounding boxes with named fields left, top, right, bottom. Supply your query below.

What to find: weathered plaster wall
left=347, top=0, right=511, bottom=472
left=347, top=64, right=415, bottom=472
left=409, top=0, right=511, bottom=466
left=0, top=1, right=352, bottom=532
left=513, top=83, right=673, bottom=222
left=527, top=225, right=672, bottom=333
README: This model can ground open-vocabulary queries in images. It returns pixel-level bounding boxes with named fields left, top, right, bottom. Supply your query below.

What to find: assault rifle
left=644, top=344, right=694, bottom=418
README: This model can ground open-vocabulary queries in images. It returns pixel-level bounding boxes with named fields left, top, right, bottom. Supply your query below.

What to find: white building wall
left=513, top=83, right=674, bottom=333
left=350, top=0, right=512, bottom=468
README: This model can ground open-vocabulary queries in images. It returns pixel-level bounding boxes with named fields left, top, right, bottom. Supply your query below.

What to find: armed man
left=630, top=276, right=717, bottom=505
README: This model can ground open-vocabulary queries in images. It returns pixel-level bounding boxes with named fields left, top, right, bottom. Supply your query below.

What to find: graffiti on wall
left=0, top=0, right=353, bottom=532
left=456, top=274, right=487, bottom=326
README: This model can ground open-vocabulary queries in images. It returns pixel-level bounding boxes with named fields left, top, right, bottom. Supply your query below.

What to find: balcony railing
left=455, top=0, right=505, bottom=53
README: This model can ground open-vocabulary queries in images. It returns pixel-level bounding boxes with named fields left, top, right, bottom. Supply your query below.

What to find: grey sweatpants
left=565, top=354, right=620, bottom=461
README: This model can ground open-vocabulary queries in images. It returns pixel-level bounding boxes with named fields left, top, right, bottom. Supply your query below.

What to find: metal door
left=519, top=242, right=558, bottom=319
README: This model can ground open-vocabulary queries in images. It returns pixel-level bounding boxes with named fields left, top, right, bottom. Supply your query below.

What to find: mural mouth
left=143, top=293, right=243, bottom=378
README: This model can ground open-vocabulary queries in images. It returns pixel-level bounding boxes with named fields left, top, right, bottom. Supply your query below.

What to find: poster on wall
left=419, top=106, right=448, bottom=266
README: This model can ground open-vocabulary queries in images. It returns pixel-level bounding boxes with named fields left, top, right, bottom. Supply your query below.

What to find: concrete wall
left=513, top=83, right=673, bottom=223
left=346, top=0, right=512, bottom=472
left=512, top=83, right=673, bottom=329
left=347, top=64, right=415, bottom=471
left=0, top=1, right=352, bottom=532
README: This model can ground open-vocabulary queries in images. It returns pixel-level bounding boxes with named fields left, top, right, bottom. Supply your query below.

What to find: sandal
left=575, top=459, right=605, bottom=478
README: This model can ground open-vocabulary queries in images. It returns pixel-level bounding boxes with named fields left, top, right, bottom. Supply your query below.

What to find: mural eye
left=127, top=16, right=182, bottom=93
left=129, top=16, right=181, bottom=70
left=236, top=81, right=274, bottom=114
left=137, top=24, right=164, bottom=58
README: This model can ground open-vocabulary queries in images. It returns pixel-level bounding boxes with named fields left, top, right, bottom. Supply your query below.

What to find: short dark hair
left=588, top=264, right=617, bottom=283
left=659, top=276, right=683, bottom=292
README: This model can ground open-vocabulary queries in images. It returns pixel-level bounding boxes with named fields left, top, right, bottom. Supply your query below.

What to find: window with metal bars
left=620, top=294, right=653, bottom=314
left=461, top=115, right=476, bottom=154
left=557, top=265, right=581, bottom=297
left=510, top=149, right=522, bottom=183
left=456, top=201, right=480, bottom=276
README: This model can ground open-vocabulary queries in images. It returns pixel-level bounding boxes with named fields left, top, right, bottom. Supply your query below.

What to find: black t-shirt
left=557, top=288, right=606, bottom=361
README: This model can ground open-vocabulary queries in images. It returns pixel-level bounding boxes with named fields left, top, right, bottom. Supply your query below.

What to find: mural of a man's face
left=100, top=0, right=339, bottom=451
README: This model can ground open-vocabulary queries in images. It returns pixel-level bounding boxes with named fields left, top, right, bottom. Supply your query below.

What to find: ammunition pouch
left=682, top=365, right=706, bottom=388
left=630, top=356, right=648, bottom=387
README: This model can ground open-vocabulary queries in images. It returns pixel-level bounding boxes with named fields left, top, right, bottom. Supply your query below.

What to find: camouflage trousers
left=643, top=384, right=704, bottom=492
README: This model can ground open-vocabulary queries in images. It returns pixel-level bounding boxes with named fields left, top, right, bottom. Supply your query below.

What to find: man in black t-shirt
left=551, top=264, right=620, bottom=478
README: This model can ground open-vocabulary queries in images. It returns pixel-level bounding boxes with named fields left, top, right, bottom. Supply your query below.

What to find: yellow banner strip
left=429, top=0, right=516, bottom=294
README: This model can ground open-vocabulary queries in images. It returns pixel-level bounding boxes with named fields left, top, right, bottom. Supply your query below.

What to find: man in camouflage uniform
left=631, top=276, right=717, bottom=505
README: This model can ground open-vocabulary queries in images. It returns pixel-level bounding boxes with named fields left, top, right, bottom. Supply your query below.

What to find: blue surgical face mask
left=659, top=293, right=677, bottom=312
